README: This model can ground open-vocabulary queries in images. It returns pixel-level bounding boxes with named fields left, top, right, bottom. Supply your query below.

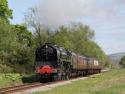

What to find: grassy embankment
left=0, top=63, right=36, bottom=88
left=0, top=73, right=40, bottom=88
left=32, top=69, right=125, bottom=94
left=0, top=73, right=22, bottom=88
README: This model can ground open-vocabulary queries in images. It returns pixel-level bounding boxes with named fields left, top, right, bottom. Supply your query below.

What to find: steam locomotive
left=35, top=43, right=101, bottom=81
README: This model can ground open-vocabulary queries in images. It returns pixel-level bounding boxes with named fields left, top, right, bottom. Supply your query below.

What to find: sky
left=8, top=0, right=125, bottom=54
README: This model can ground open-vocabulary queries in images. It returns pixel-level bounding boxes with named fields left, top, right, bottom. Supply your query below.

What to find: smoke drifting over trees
left=33, top=0, right=125, bottom=27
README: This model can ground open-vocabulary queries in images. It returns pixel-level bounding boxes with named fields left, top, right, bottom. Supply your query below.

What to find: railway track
left=0, top=81, right=64, bottom=94
left=0, top=78, right=77, bottom=94
left=0, top=70, right=109, bottom=94
left=0, top=82, right=43, bottom=94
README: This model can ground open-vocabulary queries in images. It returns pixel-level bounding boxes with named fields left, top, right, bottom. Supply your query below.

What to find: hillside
left=108, top=52, right=125, bottom=64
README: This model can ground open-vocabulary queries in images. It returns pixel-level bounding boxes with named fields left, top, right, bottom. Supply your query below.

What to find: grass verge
left=32, top=69, right=125, bottom=94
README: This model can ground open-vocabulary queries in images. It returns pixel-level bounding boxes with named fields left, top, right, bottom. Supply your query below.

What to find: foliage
left=25, top=7, right=107, bottom=66
left=0, top=2, right=107, bottom=74
left=0, top=22, right=19, bottom=64
left=0, top=0, right=12, bottom=22
left=0, top=73, right=22, bottom=88
left=0, top=0, right=34, bottom=73
left=0, top=22, right=34, bottom=73
left=0, top=1, right=35, bottom=73
left=12, top=25, right=34, bottom=65
left=0, top=62, right=14, bottom=72
left=12, top=25, right=33, bottom=46
left=120, top=55, right=125, bottom=67
left=51, top=24, right=107, bottom=65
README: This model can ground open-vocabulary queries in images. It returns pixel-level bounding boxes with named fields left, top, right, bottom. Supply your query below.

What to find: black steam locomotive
left=35, top=43, right=101, bottom=81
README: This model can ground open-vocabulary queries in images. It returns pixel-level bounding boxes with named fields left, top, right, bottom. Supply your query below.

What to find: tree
left=120, top=56, right=125, bottom=67
left=25, top=7, right=47, bottom=46
left=25, top=7, right=107, bottom=67
left=0, top=1, right=35, bottom=73
left=52, top=23, right=107, bottom=66
left=0, top=22, right=20, bottom=64
left=12, top=25, right=33, bottom=47
left=0, top=0, right=13, bottom=22
left=11, top=24, right=34, bottom=65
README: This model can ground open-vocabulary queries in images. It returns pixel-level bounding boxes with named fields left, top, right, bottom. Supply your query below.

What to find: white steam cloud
left=35, top=0, right=125, bottom=27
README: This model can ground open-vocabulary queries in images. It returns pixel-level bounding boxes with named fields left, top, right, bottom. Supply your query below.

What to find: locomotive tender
left=35, top=43, right=101, bottom=81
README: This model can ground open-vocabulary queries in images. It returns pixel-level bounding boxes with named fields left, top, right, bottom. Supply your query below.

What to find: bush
left=0, top=73, right=22, bottom=88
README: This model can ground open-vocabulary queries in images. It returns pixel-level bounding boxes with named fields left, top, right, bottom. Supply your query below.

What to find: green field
left=32, top=69, right=125, bottom=94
